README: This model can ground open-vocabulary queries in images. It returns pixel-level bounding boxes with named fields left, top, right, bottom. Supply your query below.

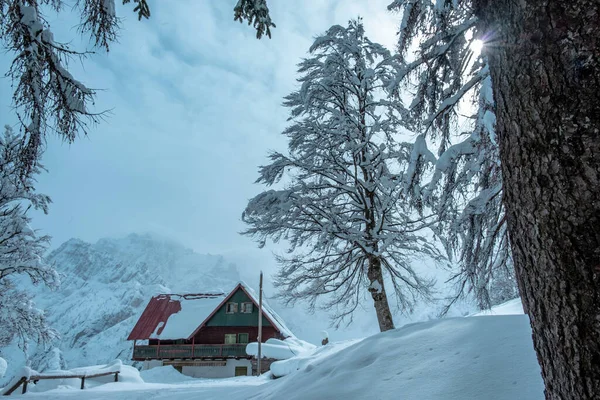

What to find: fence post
left=115, top=372, right=119, bottom=382
left=21, top=381, right=28, bottom=394
left=80, top=376, right=85, bottom=390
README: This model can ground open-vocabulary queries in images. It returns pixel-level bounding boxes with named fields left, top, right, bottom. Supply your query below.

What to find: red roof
left=126, top=293, right=223, bottom=340
left=127, top=283, right=294, bottom=341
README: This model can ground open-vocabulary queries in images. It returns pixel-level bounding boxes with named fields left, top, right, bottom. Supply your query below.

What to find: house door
left=234, top=366, right=248, bottom=376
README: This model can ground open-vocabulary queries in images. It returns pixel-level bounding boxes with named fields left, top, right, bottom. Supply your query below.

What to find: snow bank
left=252, top=315, right=544, bottom=400
left=140, top=365, right=197, bottom=384
left=42, top=359, right=123, bottom=377
left=11, top=315, right=544, bottom=400
left=0, top=360, right=140, bottom=395
left=270, top=339, right=362, bottom=378
left=246, top=337, right=316, bottom=360
left=472, top=298, right=524, bottom=316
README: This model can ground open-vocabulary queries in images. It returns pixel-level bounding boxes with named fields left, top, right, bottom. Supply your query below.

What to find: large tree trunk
left=475, top=1, right=600, bottom=398
left=367, top=256, right=395, bottom=332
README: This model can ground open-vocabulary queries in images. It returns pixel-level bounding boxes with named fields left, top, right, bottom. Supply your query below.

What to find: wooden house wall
left=192, top=326, right=282, bottom=344
left=206, top=289, right=273, bottom=327
left=148, top=327, right=282, bottom=346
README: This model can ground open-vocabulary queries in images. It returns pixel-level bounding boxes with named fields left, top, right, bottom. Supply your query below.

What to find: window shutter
left=233, top=302, right=238, bottom=312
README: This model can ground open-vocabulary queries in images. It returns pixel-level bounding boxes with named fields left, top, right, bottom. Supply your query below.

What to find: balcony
left=133, top=344, right=248, bottom=360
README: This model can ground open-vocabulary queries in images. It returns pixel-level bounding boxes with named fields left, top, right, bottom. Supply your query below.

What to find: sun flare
left=470, top=39, right=484, bottom=55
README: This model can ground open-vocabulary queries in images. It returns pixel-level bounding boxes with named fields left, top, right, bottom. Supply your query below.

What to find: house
left=127, top=282, right=293, bottom=378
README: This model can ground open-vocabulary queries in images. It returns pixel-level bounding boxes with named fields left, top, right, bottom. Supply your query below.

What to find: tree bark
left=474, top=1, right=600, bottom=398
left=367, top=256, right=395, bottom=332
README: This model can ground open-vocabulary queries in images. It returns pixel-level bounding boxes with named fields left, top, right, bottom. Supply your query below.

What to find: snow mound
left=270, top=339, right=361, bottom=378
left=472, top=297, right=524, bottom=316
left=252, top=315, right=544, bottom=400
left=140, top=366, right=197, bottom=384
left=1, top=360, right=141, bottom=395
left=246, top=337, right=316, bottom=360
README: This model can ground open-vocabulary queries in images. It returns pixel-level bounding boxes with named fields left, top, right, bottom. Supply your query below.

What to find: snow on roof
left=127, top=283, right=295, bottom=341
left=127, top=293, right=226, bottom=340
left=155, top=294, right=227, bottom=340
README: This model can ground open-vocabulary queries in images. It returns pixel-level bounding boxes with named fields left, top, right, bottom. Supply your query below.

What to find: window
left=224, top=334, right=237, bottom=344
left=238, top=333, right=249, bottom=344
left=235, top=366, right=248, bottom=376
left=225, top=302, right=238, bottom=314
left=240, top=302, right=253, bottom=314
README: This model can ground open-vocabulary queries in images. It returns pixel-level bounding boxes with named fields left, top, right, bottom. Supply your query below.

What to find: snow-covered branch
left=0, top=125, right=58, bottom=350
left=388, top=0, right=514, bottom=310
left=243, top=20, right=440, bottom=329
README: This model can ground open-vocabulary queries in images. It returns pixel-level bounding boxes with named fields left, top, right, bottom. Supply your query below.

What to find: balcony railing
left=133, top=344, right=248, bottom=360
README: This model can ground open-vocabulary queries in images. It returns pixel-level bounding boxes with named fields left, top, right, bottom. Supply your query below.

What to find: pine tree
left=242, top=20, right=439, bottom=331
left=390, top=1, right=600, bottom=397
left=0, top=125, right=58, bottom=350
left=0, top=0, right=275, bottom=173
left=387, top=0, right=511, bottom=310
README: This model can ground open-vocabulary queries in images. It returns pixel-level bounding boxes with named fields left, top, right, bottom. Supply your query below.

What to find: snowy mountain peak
left=46, top=233, right=240, bottom=291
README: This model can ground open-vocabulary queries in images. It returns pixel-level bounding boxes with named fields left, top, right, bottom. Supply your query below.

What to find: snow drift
left=3, top=314, right=544, bottom=399
left=245, top=337, right=315, bottom=361
left=251, top=315, right=544, bottom=400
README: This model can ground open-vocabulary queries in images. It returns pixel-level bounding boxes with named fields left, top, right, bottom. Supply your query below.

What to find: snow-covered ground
left=2, top=306, right=544, bottom=400
left=471, top=298, right=524, bottom=316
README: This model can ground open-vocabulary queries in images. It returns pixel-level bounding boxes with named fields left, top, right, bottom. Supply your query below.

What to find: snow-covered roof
left=127, top=293, right=226, bottom=340
left=127, top=283, right=294, bottom=340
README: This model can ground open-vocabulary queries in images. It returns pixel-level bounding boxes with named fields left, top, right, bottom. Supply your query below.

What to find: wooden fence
left=2, top=370, right=120, bottom=396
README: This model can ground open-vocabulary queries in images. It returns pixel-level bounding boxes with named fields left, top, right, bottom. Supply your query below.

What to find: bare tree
left=242, top=20, right=439, bottom=331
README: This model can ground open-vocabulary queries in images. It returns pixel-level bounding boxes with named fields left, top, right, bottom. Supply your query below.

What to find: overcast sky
left=0, top=0, right=400, bottom=256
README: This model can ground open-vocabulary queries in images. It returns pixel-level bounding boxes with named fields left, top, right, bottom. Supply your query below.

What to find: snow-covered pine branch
left=388, top=0, right=515, bottom=309
left=234, top=0, right=275, bottom=39
left=0, top=0, right=275, bottom=173
left=0, top=125, right=58, bottom=350
left=243, top=20, right=440, bottom=331
left=1, top=1, right=101, bottom=173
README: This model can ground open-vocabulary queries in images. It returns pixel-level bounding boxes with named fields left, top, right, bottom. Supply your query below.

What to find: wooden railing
left=2, top=371, right=119, bottom=396
left=133, top=344, right=248, bottom=360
